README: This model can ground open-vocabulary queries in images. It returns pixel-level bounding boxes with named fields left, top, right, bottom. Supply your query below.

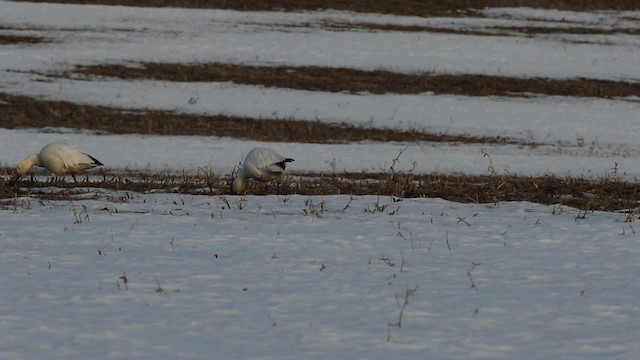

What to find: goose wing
left=263, top=158, right=295, bottom=175
left=244, top=148, right=294, bottom=179
left=42, top=143, right=103, bottom=173
left=247, top=148, right=293, bottom=170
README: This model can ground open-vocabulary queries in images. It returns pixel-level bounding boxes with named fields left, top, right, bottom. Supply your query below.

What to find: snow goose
left=232, top=147, right=294, bottom=194
left=16, top=142, right=104, bottom=181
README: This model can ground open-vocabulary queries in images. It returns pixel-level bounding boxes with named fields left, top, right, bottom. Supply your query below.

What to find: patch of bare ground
left=1, top=168, right=638, bottom=212
left=72, top=63, right=640, bottom=98
left=0, top=34, right=46, bottom=45
left=10, top=0, right=640, bottom=15
left=0, top=92, right=513, bottom=144
left=488, top=26, right=640, bottom=37
left=324, top=23, right=640, bottom=37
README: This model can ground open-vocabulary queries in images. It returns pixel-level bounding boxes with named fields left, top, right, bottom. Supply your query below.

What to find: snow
left=1, top=1, right=640, bottom=359
left=3, top=195, right=640, bottom=359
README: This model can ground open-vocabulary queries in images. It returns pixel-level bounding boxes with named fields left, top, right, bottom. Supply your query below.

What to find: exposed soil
left=72, top=63, right=640, bottom=99
left=10, top=0, right=640, bottom=16
left=0, top=92, right=513, bottom=144
left=1, top=168, right=639, bottom=212
left=0, top=34, right=46, bottom=45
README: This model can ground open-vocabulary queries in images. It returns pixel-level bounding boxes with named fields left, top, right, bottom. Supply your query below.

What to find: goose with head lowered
left=16, top=142, right=104, bottom=182
left=232, top=147, right=294, bottom=194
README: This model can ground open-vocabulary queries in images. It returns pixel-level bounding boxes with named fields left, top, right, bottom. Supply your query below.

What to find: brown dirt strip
left=1, top=169, right=638, bottom=212
left=0, top=34, right=46, bottom=45
left=10, top=0, right=640, bottom=16
left=488, top=25, right=640, bottom=36
left=72, top=63, right=640, bottom=98
left=0, top=92, right=513, bottom=144
left=2, top=21, right=638, bottom=43
left=326, top=22, right=640, bottom=37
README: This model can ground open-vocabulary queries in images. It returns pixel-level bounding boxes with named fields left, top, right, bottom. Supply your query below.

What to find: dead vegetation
left=0, top=34, right=46, bottom=45
left=321, top=22, right=640, bottom=37
left=0, top=92, right=513, bottom=144
left=71, top=63, right=640, bottom=99
left=11, top=0, right=640, bottom=15
left=1, top=167, right=639, bottom=212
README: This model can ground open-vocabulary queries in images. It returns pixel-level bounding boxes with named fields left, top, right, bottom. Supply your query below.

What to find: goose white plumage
left=16, top=142, right=104, bottom=180
left=232, top=147, right=294, bottom=194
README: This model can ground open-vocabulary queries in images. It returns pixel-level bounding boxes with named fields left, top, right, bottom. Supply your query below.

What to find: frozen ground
left=1, top=1, right=640, bottom=359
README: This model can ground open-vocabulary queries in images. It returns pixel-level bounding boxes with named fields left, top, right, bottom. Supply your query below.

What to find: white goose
left=16, top=142, right=104, bottom=181
left=232, top=147, right=294, bottom=194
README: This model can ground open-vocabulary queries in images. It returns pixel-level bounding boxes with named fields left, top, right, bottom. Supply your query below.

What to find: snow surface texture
left=1, top=1, right=640, bottom=359
left=2, top=194, right=640, bottom=360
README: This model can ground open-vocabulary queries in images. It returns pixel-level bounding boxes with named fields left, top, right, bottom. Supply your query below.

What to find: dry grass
left=0, top=34, right=46, bottom=45
left=0, top=92, right=514, bottom=144
left=11, top=0, right=640, bottom=15
left=72, top=63, right=640, bottom=99
left=2, top=168, right=639, bottom=212
left=323, top=22, right=640, bottom=37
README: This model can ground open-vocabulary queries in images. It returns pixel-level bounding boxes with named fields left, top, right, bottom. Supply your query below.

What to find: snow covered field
left=1, top=1, right=640, bottom=359
left=3, top=194, right=640, bottom=359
